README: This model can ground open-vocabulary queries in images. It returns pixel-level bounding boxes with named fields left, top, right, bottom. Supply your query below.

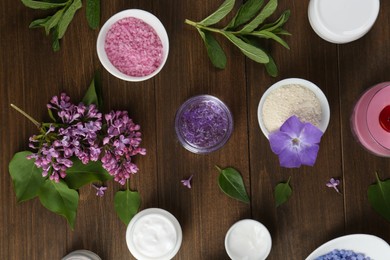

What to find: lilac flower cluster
left=101, top=111, right=146, bottom=185
left=315, top=249, right=370, bottom=260
left=27, top=93, right=145, bottom=185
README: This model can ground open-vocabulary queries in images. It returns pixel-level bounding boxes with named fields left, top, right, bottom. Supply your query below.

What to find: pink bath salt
left=105, top=17, right=163, bottom=77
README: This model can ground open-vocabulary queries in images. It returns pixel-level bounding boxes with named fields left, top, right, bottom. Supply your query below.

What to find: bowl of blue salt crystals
left=305, top=234, right=390, bottom=260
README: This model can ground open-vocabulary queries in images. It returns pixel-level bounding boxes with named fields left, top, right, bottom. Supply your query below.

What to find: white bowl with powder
left=257, top=78, right=330, bottom=138
left=97, top=9, right=169, bottom=82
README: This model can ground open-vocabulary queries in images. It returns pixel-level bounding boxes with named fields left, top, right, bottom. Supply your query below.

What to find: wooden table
left=1, top=0, right=390, bottom=259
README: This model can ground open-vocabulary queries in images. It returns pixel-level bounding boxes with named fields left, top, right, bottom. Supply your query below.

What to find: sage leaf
left=64, top=159, right=112, bottom=190
left=274, top=177, right=292, bottom=207
left=240, top=0, right=278, bottom=33
left=226, top=0, right=264, bottom=29
left=199, top=0, right=235, bottom=26
left=9, top=151, right=46, bottom=203
left=21, top=0, right=68, bottom=10
left=44, top=8, right=65, bottom=35
left=216, top=166, right=250, bottom=204
left=86, top=0, right=100, bottom=29
left=82, top=72, right=103, bottom=109
left=38, top=179, right=79, bottom=229
left=368, top=172, right=390, bottom=222
left=224, top=32, right=269, bottom=63
left=114, top=190, right=141, bottom=225
left=57, top=0, right=82, bottom=39
left=265, top=53, right=278, bottom=77
left=260, top=10, right=290, bottom=32
left=251, top=30, right=290, bottom=49
left=197, top=29, right=227, bottom=69
left=29, top=16, right=53, bottom=28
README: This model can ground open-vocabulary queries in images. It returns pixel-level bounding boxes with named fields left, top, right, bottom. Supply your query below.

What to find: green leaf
left=29, top=16, right=53, bottom=28
left=223, top=32, right=269, bottom=63
left=273, top=28, right=291, bottom=35
left=274, top=177, right=292, bottom=207
left=265, top=53, right=278, bottom=77
left=43, top=8, right=65, bottom=35
left=260, top=9, right=290, bottom=32
left=240, top=0, right=278, bottom=33
left=38, top=179, right=79, bottom=229
left=199, top=0, right=235, bottom=26
left=9, top=151, right=46, bottom=202
left=197, top=29, right=227, bottom=69
left=57, top=0, right=82, bottom=39
left=368, top=172, right=390, bottom=222
left=64, top=159, right=112, bottom=190
left=226, top=0, right=264, bottom=29
left=86, top=0, right=100, bottom=29
left=216, top=166, right=250, bottom=204
left=21, top=0, right=68, bottom=10
left=51, top=28, right=60, bottom=51
left=47, top=107, right=56, bottom=122
left=82, top=72, right=103, bottom=109
left=114, top=189, right=141, bottom=225
left=251, top=30, right=290, bottom=49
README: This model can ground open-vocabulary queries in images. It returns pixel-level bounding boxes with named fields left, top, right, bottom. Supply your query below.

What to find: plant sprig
left=185, top=0, right=291, bottom=77
left=22, top=0, right=100, bottom=51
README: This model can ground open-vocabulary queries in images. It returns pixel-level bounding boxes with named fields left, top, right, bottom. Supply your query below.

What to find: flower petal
left=300, top=123, right=323, bottom=144
left=298, top=144, right=320, bottom=166
left=269, top=131, right=292, bottom=154
left=279, top=115, right=305, bottom=138
left=278, top=146, right=302, bottom=168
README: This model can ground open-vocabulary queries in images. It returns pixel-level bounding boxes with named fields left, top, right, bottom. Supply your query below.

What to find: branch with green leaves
left=185, top=0, right=291, bottom=77
left=21, top=0, right=100, bottom=51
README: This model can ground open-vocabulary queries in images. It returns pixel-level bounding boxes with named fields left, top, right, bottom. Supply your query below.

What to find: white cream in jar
left=126, top=208, right=182, bottom=260
left=225, top=219, right=272, bottom=260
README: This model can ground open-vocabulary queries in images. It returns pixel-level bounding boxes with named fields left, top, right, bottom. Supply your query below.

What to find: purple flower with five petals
left=269, top=115, right=323, bottom=168
left=92, top=184, right=108, bottom=197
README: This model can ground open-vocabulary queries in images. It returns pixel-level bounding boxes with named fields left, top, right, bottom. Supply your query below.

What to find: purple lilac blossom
left=92, top=184, right=108, bottom=197
left=315, top=249, right=370, bottom=260
left=181, top=175, right=193, bottom=189
left=27, top=93, right=102, bottom=182
left=101, top=111, right=146, bottom=185
left=179, top=100, right=229, bottom=148
left=269, top=115, right=323, bottom=168
left=326, top=178, right=341, bottom=193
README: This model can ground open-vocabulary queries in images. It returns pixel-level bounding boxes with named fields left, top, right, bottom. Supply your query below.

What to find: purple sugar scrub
left=175, top=95, right=233, bottom=154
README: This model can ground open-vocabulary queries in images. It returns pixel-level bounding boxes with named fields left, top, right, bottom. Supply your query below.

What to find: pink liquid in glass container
left=351, top=82, right=390, bottom=157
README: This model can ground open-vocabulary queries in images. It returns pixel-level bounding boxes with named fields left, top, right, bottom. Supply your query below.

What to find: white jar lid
left=62, top=250, right=101, bottom=260
left=308, top=0, right=380, bottom=43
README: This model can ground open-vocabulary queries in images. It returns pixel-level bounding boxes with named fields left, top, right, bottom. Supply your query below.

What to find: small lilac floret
left=269, top=115, right=323, bottom=168
left=181, top=175, right=193, bottom=189
left=326, top=178, right=341, bottom=193
left=92, top=184, right=108, bottom=197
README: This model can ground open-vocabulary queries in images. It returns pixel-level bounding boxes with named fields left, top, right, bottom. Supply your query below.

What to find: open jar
left=351, top=82, right=390, bottom=157
left=174, top=95, right=234, bottom=154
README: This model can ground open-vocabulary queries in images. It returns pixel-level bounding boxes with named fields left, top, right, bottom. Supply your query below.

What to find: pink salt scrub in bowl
left=97, top=9, right=169, bottom=82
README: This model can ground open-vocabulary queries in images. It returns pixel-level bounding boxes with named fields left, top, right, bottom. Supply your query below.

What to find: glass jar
left=351, top=82, right=390, bottom=157
left=175, top=95, right=234, bottom=154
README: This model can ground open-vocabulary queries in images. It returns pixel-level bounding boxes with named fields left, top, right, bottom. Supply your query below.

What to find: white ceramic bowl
left=126, top=208, right=182, bottom=260
left=257, top=78, right=330, bottom=139
left=225, top=219, right=272, bottom=260
left=97, top=9, right=169, bottom=82
left=305, top=234, right=390, bottom=260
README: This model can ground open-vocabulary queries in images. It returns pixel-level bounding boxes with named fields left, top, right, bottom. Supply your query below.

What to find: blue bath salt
left=315, top=249, right=370, bottom=260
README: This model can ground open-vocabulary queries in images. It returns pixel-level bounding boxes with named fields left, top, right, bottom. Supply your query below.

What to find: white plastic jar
left=308, top=0, right=380, bottom=43
left=126, top=208, right=182, bottom=260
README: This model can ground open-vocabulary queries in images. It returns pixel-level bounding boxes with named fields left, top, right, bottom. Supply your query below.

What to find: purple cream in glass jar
left=175, top=95, right=233, bottom=154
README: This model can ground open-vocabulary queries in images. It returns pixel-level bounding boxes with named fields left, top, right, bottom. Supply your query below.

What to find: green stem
left=184, top=19, right=223, bottom=34
left=10, top=104, right=41, bottom=128
left=126, top=179, right=130, bottom=191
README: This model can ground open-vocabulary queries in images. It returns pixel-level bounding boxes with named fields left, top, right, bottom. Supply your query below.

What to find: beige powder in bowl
left=262, top=84, right=322, bottom=133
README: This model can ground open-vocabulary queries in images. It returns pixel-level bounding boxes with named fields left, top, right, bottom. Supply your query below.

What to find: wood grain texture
left=1, top=0, right=390, bottom=259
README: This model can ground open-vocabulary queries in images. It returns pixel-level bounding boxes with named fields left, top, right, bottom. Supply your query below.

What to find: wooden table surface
left=2, top=0, right=390, bottom=259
